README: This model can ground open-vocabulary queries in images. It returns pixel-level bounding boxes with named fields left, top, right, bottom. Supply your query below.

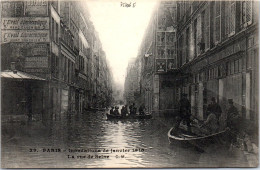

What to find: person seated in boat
left=139, top=104, right=145, bottom=115
left=130, top=103, right=137, bottom=116
left=121, top=106, right=126, bottom=117
left=110, top=106, right=114, bottom=115
left=174, top=93, right=192, bottom=133
left=125, top=105, right=129, bottom=115
left=207, top=97, right=222, bottom=124
left=200, top=111, right=219, bottom=135
left=114, top=106, right=120, bottom=116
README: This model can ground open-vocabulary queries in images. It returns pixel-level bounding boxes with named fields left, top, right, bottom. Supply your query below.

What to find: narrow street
left=1, top=0, right=259, bottom=168
left=1, top=109, right=252, bottom=168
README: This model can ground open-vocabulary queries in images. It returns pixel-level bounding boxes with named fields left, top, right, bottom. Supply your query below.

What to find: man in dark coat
left=226, top=99, right=240, bottom=147
left=174, top=93, right=192, bottom=133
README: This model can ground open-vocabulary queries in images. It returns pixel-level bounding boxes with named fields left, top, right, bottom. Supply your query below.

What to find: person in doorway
left=174, top=93, right=192, bottom=133
left=207, top=97, right=222, bottom=123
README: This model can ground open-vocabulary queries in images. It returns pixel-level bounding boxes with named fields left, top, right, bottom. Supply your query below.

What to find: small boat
left=167, top=126, right=227, bottom=151
left=106, top=113, right=152, bottom=120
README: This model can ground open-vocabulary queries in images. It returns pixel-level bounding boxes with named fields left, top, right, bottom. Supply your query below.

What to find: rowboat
left=167, top=127, right=227, bottom=151
left=106, top=113, right=152, bottom=120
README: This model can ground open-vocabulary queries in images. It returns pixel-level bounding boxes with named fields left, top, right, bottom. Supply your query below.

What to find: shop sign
left=24, top=56, right=48, bottom=68
left=2, top=17, right=49, bottom=30
left=2, top=30, right=49, bottom=43
left=156, top=59, right=166, bottom=73
left=25, top=0, right=48, bottom=16
left=10, top=43, right=48, bottom=57
left=24, top=68, right=48, bottom=73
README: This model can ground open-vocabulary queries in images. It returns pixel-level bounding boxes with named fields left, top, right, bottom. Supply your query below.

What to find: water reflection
left=1, top=109, right=250, bottom=168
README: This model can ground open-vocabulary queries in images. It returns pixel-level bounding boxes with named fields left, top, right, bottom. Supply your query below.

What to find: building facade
left=1, top=0, right=113, bottom=122
left=128, top=1, right=258, bottom=127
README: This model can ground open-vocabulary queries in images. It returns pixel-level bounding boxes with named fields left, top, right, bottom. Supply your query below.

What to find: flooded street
left=2, top=109, right=250, bottom=168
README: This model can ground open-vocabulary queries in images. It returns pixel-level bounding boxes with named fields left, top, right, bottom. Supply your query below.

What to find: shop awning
left=1, top=70, right=45, bottom=81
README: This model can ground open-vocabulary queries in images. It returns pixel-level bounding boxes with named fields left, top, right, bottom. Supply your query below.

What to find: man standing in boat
left=174, top=93, right=192, bottom=133
left=226, top=99, right=240, bottom=147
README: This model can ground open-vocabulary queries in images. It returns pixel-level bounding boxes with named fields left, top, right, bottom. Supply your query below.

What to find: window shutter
left=246, top=0, right=253, bottom=26
left=224, top=2, right=229, bottom=38
left=205, top=6, right=210, bottom=50
left=229, top=2, right=236, bottom=36
left=197, top=14, right=202, bottom=56
left=215, top=1, right=221, bottom=44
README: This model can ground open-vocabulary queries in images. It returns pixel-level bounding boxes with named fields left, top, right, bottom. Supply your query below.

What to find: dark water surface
left=1, top=109, right=250, bottom=168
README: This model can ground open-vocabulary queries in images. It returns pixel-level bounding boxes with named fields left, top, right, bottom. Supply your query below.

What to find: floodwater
left=1, top=107, right=251, bottom=168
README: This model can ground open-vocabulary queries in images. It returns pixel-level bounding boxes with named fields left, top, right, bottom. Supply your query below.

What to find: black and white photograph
left=1, top=0, right=259, bottom=168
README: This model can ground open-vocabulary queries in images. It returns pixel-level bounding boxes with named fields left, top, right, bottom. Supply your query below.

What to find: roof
left=1, top=70, right=45, bottom=81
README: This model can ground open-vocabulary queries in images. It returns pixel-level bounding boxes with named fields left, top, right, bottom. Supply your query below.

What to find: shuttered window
left=228, top=2, right=236, bottom=37
left=242, top=1, right=253, bottom=27
left=204, top=5, right=210, bottom=50
left=196, top=14, right=202, bottom=56
left=214, top=1, right=221, bottom=44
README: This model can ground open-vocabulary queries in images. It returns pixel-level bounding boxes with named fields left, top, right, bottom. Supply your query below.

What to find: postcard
left=1, top=0, right=259, bottom=168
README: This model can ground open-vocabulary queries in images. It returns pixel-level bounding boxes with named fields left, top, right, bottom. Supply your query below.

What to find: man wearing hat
left=226, top=99, right=240, bottom=147
left=174, top=93, right=192, bottom=133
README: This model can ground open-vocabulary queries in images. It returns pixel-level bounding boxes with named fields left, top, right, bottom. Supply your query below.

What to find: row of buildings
left=124, top=1, right=258, bottom=128
left=1, top=0, right=113, bottom=122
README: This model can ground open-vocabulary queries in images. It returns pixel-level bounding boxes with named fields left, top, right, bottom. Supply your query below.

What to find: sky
left=84, top=0, right=157, bottom=88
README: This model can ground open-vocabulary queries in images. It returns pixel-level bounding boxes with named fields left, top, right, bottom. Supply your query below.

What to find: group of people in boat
left=175, top=93, right=240, bottom=142
left=109, top=103, right=146, bottom=117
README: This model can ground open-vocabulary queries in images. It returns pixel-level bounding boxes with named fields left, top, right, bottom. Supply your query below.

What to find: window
left=186, top=27, right=190, bottom=62
left=227, top=1, right=236, bottom=36
left=242, top=1, right=253, bottom=27
left=56, top=22, right=59, bottom=43
left=51, top=18, right=55, bottom=40
left=234, top=59, right=239, bottom=73
left=204, top=5, right=210, bottom=50
left=214, top=1, right=221, bottom=44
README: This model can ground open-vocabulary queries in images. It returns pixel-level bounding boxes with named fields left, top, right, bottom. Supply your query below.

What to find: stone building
left=1, top=0, right=113, bottom=122
left=135, top=0, right=258, bottom=127
left=124, top=58, right=141, bottom=106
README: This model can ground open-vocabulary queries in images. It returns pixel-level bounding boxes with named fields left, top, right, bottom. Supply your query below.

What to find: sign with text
left=10, top=43, right=48, bottom=57
left=24, top=57, right=48, bottom=68
left=25, top=0, right=48, bottom=16
left=2, top=17, right=49, bottom=30
left=2, top=30, right=50, bottom=43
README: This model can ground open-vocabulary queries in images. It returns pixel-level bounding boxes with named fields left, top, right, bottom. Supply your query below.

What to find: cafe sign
left=2, top=17, right=49, bottom=30
left=2, top=30, right=49, bottom=43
